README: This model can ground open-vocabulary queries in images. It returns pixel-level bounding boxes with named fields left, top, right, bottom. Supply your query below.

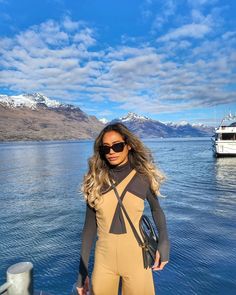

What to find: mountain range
left=0, top=93, right=103, bottom=141
left=110, top=112, right=214, bottom=138
left=0, top=93, right=214, bottom=141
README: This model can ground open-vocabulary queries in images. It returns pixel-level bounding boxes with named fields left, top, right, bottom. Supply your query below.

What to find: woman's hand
left=152, top=250, right=169, bottom=271
left=76, top=276, right=90, bottom=295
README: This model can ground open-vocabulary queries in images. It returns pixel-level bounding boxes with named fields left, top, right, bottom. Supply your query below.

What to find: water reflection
left=213, top=157, right=236, bottom=219
left=214, top=157, right=236, bottom=185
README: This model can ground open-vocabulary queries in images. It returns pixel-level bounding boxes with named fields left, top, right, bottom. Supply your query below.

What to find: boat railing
left=219, top=113, right=236, bottom=127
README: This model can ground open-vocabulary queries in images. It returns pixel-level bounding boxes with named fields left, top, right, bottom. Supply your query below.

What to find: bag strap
left=111, top=182, right=145, bottom=248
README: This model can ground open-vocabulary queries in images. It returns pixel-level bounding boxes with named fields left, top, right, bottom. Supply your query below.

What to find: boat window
left=221, top=133, right=235, bottom=140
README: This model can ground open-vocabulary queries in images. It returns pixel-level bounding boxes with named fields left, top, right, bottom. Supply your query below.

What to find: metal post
left=6, top=262, right=33, bottom=295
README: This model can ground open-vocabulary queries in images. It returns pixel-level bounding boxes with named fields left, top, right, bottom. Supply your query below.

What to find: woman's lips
left=107, top=156, right=119, bottom=161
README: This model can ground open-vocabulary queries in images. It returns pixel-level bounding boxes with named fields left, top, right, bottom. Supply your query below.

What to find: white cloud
left=188, top=0, right=218, bottom=8
left=73, top=28, right=96, bottom=47
left=222, top=31, right=236, bottom=40
left=62, top=16, right=80, bottom=31
left=191, top=9, right=206, bottom=23
left=0, top=18, right=102, bottom=100
left=151, top=0, right=176, bottom=30
left=0, top=16, right=235, bottom=115
left=158, top=23, right=211, bottom=42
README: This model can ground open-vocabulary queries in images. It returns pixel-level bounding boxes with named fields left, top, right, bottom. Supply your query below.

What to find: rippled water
left=0, top=139, right=235, bottom=295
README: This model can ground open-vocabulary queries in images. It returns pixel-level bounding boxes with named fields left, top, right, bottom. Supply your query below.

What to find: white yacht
left=212, top=113, right=236, bottom=157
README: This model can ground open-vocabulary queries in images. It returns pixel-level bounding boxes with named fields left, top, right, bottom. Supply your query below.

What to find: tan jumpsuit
left=91, top=169, right=155, bottom=295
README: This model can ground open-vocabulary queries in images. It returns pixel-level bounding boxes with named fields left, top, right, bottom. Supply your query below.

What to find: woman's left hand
left=152, top=250, right=168, bottom=271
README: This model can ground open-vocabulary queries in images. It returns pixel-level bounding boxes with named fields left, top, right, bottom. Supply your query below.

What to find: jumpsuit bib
left=91, top=169, right=156, bottom=295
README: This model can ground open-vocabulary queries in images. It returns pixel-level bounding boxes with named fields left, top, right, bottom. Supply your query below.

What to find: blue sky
left=0, top=0, right=235, bottom=126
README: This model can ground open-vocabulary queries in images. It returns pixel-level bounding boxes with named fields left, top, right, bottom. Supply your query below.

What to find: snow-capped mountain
left=110, top=113, right=174, bottom=138
left=99, top=118, right=108, bottom=124
left=165, top=121, right=208, bottom=128
left=110, top=113, right=214, bottom=138
left=165, top=120, right=190, bottom=127
left=192, top=123, right=207, bottom=128
left=0, top=93, right=104, bottom=141
left=0, top=93, right=62, bottom=109
left=120, top=112, right=149, bottom=122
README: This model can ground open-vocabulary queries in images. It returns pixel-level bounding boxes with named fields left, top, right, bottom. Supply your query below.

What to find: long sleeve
left=76, top=203, right=97, bottom=288
left=146, top=189, right=170, bottom=262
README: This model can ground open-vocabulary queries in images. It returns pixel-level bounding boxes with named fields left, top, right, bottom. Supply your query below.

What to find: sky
left=0, top=0, right=235, bottom=126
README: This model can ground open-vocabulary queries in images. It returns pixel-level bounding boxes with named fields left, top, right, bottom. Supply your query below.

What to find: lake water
left=0, top=138, right=235, bottom=295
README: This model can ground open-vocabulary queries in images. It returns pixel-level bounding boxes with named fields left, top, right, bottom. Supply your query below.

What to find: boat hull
left=212, top=140, right=236, bottom=157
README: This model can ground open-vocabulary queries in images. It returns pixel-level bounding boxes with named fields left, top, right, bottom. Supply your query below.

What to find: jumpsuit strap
left=112, top=169, right=137, bottom=197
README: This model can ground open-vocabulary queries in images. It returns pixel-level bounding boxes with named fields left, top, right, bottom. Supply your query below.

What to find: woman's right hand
left=76, top=276, right=90, bottom=295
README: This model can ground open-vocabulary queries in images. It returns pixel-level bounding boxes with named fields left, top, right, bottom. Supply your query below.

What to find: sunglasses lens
left=99, top=145, right=111, bottom=154
left=112, top=142, right=125, bottom=152
left=99, top=142, right=126, bottom=155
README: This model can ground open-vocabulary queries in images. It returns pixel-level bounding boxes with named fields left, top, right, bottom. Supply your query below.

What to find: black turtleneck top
left=77, top=161, right=170, bottom=287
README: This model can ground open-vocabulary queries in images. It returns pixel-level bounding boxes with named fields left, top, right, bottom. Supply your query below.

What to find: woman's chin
left=108, top=159, right=120, bottom=166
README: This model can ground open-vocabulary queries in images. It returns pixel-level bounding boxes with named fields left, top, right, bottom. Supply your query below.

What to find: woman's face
left=102, top=130, right=131, bottom=166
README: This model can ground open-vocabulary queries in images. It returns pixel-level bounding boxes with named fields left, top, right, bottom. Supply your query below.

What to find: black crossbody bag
left=111, top=183, right=159, bottom=269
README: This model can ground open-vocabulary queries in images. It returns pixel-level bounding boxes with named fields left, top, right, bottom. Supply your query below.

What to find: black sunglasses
left=99, top=142, right=126, bottom=155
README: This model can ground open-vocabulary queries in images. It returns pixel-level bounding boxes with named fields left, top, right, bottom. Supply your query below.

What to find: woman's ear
left=128, top=145, right=131, bottom=151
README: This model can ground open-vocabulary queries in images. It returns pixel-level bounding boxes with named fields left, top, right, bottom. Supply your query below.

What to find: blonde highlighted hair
left=82, top=123, right=165, bottom=208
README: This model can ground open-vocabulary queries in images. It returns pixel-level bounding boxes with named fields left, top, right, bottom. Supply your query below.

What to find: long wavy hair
left=82, top=123, right=165, bottom=208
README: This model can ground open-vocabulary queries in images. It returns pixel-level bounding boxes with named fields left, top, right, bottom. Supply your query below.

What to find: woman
left=76, top=123, right=170, bottom=295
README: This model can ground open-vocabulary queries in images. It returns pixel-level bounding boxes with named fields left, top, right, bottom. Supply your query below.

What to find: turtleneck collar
left=108, top=160, right=133, bottom=184
left=110, top=160, right=131, bottom=172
